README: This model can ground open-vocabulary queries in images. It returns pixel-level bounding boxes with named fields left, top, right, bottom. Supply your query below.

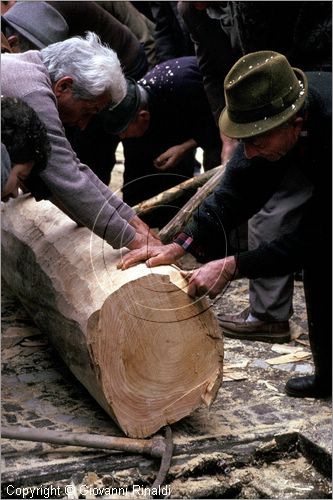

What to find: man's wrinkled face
left=54, top=77, right=109, bottom=130
left=1, top=161, right=33, bottom=201
left=239, top=118, right=303, bottom=162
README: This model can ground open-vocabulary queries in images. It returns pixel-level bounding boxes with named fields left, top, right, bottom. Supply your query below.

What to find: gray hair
left=40, top=31, right=126, bottom=103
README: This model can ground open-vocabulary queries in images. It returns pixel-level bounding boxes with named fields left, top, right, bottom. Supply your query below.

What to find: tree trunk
left=1, top=196, right=223, bottom=438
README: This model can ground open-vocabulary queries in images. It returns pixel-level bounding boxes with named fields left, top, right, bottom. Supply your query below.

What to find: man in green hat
left=119, top=50, right=332, bottom=399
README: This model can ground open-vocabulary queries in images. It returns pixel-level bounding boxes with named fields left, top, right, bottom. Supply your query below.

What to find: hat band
left=228, top=86, right=300, bottom=124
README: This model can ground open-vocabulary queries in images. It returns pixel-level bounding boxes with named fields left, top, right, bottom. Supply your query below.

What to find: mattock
left=2, top=425, right=173, bottom=491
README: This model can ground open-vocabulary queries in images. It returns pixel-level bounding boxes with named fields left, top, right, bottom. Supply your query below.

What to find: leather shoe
left=218, top=307, right=290, bottom=343
left=285, top=375, right=332, bottom=398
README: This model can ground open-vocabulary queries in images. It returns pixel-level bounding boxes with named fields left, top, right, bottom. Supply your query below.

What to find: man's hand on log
left=128, top=215, right=161, bottom=246
left=118, top=242, right=186, bottom=270
left=181, top=256, right=238, bottom=299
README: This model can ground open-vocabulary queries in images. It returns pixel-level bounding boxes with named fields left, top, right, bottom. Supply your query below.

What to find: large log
left=1, top=195, right=223, bottom=438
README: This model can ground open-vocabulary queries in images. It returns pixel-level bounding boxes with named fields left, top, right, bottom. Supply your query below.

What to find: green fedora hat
left=219, top=51, right=308, bottom=139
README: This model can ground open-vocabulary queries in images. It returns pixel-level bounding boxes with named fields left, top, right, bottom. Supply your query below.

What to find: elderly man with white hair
left=1, top=31, right=157, bottom=249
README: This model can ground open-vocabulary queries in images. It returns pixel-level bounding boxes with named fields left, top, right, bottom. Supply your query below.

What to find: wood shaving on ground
left=223, top=370, right=248, bottom=381
left=1, top=326, right=42, bottom=348
left=224, top=360, right=249, bottom=369
left=270, top=344, right=309, bottom=355
left=266, top=351, right=311, bottom=365
left=294, top=338, right=310, bottom=347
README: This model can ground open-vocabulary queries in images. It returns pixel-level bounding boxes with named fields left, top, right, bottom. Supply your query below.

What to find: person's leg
left=219, top=163, right=313, bottom=343
left=285, top=266, right=332, bottom=397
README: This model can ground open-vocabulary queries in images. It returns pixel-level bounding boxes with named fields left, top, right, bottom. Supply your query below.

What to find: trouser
left=248, top=164, right=314, bottom=322
left=303, top=266, right=332, bottom=380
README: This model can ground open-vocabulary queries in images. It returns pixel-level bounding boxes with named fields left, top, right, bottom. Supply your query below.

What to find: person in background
left=96, top=0, right=157, bottom=69
left=1, top=97, right=50, bottom=201
left=1, top=32, right=158, bottom=250
left=150, top=1, right=194, bottom=63
left=100, top=57, right=222, bottom=213
left=118, top=51, right=332, bottom=399
left=2, top=1, right=151, bottom=185
left=178, top=0, right=332, bottom=343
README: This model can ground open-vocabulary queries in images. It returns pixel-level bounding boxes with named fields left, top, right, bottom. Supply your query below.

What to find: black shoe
left=285, top=375, right=332, bottom=398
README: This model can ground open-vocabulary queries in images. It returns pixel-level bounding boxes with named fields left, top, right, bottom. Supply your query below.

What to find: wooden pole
left=159, top=164, right=227, bottom=243
left=133, top=166, right=221, bottom=217
left=1, top=426, right=165, bottom=457
left=1, top=196, right=223, bottom=438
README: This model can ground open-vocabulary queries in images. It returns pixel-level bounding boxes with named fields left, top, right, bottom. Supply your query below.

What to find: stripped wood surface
left=1, top=195, right=223, bottom=438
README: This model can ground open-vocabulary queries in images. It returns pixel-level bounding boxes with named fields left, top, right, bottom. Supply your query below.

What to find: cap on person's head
left=101, top=78, right=141, bottom=135
left=219, top=51, right=308, bottom=139
left=1, top=142, right=11, bottom=191
left=3, top=1, right=69, bottom=49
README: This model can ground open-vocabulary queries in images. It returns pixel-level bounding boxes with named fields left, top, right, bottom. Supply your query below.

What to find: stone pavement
left=1, top=277, right=331, bottom=499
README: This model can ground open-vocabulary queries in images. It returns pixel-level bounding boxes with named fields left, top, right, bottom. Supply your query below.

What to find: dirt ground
left=1, top=149, right=332, bottom=499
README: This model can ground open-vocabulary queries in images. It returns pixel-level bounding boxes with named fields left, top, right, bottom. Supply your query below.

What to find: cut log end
left=88, top=273, right=223, bottom=438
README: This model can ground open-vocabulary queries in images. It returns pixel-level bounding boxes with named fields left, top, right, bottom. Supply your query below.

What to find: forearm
left=179, top=138, right=197, bottom=155
left=81, top=163, right=135, bottom=222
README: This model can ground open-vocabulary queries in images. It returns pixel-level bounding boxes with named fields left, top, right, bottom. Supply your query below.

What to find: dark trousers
left=303, top=267, right=332, bottom=382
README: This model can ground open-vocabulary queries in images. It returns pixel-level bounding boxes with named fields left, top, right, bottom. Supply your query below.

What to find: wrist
left=173, top=232, right=193, bottom=251
left=224, top=256, right=240, bottom=281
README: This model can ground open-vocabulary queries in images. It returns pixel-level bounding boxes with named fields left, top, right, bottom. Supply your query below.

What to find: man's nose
left=10, top=187, right=19, bottom=199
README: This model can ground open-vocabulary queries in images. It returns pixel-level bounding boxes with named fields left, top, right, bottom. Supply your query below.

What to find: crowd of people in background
left=1, top=1, right=332, bottom=400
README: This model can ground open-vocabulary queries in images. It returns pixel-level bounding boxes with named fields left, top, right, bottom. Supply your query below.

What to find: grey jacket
left=1, top=50, right=136, bottom=248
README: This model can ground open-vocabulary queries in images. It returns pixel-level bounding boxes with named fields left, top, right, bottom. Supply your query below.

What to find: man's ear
left=138, top=109, right=150, bottom=123
left=53, top=77, right=74, bottom=98
left=6, top=34, right=19, bottom=52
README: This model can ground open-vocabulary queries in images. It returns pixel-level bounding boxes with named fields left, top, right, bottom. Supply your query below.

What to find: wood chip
left=2, top=326, right=41, bottom=348
left=224, top=360, right=249, bottom=370
left=223, top=370, right=248, bottom=381
left=294, top=338, right=310, bottom=347
left=21, top=337, right=48, bottom=347
left=271, top=344, right=308, bottom=355
left=266, top=351, right=311, bottom=365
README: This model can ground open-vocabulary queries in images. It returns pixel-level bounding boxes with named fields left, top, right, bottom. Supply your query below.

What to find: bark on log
left=1, top=196, right=223, bottom=438
left=159, top=164, right=227, bottom=243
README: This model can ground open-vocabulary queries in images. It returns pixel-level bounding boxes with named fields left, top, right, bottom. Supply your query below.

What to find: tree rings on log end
left=88, top=273, right=223, bottom=438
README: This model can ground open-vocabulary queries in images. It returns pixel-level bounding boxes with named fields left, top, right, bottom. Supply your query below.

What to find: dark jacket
left=182, top=72, right=332, bottom=277
left=122, top=56, right=221, bottom=206
left=49, top=1, right=148, bottom=80
left=150, top=1, right=194, bottom=63
left=179, top=1, right=332, bottom=121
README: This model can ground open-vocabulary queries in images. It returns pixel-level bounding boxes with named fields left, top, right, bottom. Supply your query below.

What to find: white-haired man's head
left=41, top=32, right=126, bottom=129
